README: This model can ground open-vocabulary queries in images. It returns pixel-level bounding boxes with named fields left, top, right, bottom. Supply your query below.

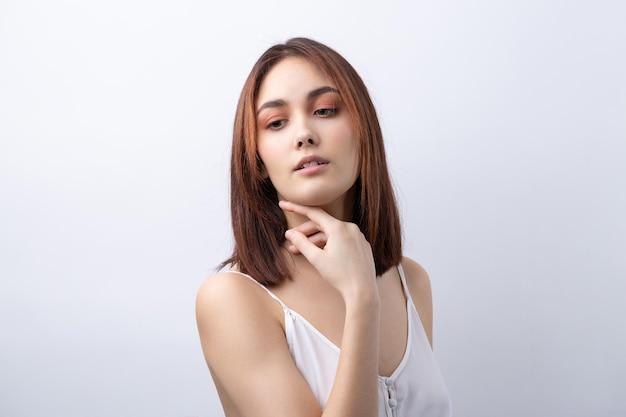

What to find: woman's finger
left=284, top=229, right=323, bottom=262
left=279, top=200, right=337, bottom=232
left=285, top=219, right=326, bottom=254
left=287, top=231, right=327, bottom=254
left=291, top=220, right=322, bottom=237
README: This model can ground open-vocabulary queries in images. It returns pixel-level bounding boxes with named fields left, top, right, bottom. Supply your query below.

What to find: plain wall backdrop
left=1, top=1, right=624, bottom=416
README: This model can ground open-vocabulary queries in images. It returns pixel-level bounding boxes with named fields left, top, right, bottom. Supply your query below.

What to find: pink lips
left=294, top=155, right=329, bottom=171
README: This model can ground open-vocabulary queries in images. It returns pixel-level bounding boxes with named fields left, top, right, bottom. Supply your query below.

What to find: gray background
left=1, top=0, right=624, bottom=416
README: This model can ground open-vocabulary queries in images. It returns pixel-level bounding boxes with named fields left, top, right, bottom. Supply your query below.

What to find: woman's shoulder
left=195, top=270, right=284, bottom=337
left=196, top=270, right=259, bottom=301
left=400, top=256, right=432, bottom=294
left=400, top=256, right=434, bottom=346
left=196, top=270, right=279, bottom=314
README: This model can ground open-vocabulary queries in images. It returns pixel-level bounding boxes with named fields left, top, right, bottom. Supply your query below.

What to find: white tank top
left=230, top=265, right=452, bottom=417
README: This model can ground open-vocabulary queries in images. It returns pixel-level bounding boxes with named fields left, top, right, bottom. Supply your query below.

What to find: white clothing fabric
left=231, top=265, right=452, bottom=417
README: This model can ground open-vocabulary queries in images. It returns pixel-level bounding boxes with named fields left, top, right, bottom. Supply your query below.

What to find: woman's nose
left=294, top=117, right=318, bottom=148
left=297, top=137, right=315, bottom=148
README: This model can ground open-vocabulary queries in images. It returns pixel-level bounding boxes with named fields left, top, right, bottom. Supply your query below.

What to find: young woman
left=196, top=37, right=451, bottom=417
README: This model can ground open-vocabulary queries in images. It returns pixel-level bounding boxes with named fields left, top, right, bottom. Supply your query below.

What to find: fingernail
left=285, top=230, right=293, bottom=239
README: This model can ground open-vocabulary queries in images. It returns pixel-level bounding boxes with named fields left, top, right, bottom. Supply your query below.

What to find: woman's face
left=256, top=57, right=359, bottom=215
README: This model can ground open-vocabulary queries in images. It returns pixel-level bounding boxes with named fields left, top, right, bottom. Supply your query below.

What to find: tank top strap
left=397, top=263, right=413, bottom=303
left=226, top=270, right=288, bottom=310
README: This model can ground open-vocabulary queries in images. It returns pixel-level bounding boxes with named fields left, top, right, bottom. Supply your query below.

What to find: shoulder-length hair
left=221, top=37, right=402, bottom=286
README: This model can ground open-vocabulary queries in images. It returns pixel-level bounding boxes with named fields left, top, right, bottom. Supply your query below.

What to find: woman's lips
left=295, top=161, right=329, bottom=175
left=297, top=160, right=328, bottom=170
left=295, top=155, right=329, bottom=171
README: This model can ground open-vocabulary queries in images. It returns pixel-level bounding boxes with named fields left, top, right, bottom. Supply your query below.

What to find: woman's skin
left=196, top=57, right=435, bottom=417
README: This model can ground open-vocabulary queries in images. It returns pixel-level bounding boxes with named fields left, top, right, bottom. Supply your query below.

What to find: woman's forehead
left=256, top=57, right=336, bottom=106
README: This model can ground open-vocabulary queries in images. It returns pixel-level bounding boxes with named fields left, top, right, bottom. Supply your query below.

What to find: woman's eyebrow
left=308, top=86, right=340, bottom=100
left=256, top=99, right=286, bottom=116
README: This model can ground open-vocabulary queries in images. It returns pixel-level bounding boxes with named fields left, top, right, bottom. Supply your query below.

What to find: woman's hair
left=221, top=37, right=402, bottom=286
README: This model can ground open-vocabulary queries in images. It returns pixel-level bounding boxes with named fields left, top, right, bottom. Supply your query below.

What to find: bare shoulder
left=195, top=271, right=276, bottom=320
left=400, top=256, right=432, bottom=295
left=400, top=256, right=434, bottom=347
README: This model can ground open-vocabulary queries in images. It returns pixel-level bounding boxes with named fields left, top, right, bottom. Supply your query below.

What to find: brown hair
left=221, top=37, right=402, bottom=286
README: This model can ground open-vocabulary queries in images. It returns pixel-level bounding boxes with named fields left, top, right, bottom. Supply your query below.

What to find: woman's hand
left=279, top=200, right=377, bottom=302
left=279, top=200, right=381, bottom=416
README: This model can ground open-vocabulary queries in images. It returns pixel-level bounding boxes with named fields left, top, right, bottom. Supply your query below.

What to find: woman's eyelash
left=266, top=119, right=287, bottom=130
left=314, top=108, right=337, bottom=116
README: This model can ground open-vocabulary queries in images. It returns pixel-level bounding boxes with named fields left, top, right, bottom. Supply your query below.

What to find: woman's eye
left=314, top=108, right=336, bottom=117
left=267, top=119, right=287, bottom=130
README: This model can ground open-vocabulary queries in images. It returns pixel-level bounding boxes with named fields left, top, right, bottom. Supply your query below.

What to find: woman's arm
left=196, top=272, right=322, bottom=417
